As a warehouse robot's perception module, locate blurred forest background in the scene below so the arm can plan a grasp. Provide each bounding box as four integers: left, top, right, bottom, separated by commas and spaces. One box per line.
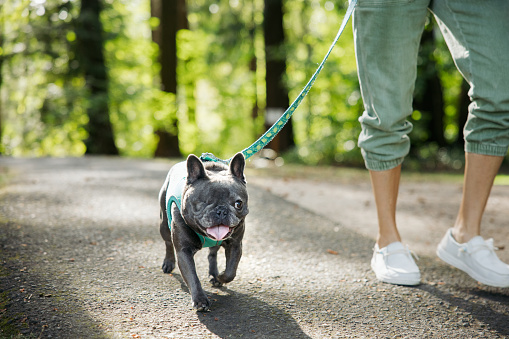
1, 0, 501, 170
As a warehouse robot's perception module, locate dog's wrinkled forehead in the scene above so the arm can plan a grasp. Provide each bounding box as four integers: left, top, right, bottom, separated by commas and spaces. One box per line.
188, 171, 247, 201
210, 175, 245, 194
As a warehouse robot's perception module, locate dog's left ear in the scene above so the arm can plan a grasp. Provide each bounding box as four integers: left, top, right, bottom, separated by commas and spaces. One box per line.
229, 153, 246, 184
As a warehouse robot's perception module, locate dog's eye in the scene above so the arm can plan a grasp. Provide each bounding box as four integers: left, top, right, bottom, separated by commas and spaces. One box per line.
234, 200, 243, 210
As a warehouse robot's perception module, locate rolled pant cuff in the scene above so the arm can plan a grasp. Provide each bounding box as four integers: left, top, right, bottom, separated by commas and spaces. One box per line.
364, 156, 405, 172
466, 143, 509, 157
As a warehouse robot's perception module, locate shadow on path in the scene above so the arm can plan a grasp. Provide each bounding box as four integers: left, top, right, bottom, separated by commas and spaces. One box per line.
0, 220, 108, 338
418, 283, 509, 336
170, 272, 311, 338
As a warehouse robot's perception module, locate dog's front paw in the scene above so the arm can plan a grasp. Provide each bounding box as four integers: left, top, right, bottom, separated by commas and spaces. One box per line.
193, 293, 211, 312
210, 276, 223, 287
162, 259, 175, 274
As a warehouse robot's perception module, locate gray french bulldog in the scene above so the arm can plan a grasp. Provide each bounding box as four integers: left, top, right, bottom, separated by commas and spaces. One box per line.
158, 153, 249, 311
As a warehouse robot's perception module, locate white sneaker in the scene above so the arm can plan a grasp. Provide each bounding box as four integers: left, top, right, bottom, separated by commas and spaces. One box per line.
437, 228, 509, 288
371, 242, 421, 286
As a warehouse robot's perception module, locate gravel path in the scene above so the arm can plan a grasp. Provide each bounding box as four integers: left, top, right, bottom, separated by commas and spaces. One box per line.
1, 157, 508, 338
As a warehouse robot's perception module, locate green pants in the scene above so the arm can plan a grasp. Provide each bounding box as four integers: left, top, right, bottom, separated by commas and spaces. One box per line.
354, 0, 509, 171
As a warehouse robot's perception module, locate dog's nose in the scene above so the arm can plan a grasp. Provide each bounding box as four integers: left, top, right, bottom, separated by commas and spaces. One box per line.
216, 206, 228, 217
214, 206, 229, 223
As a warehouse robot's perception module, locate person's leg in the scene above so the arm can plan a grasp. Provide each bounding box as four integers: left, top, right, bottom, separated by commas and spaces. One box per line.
354, 0, 430, 172
369, 165, 402, 249
431, 0, 509, 161
432, 0, 509, 287
436, 152, 509, 287
353, 0, 430, 285
354, 0, 429, 232
453, 153, 503, 243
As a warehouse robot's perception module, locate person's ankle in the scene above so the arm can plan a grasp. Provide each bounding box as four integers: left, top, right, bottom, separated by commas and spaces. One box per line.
451, 225, 480, 244
377, 234, 401, 249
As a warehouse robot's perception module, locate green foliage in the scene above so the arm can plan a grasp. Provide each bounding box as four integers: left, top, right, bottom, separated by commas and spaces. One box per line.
0, 0, 170, 157
176, 0, 364, 164
1, 0, 87, 156
282, 0, 363, 165
1, 0, 497, 168
176, 0, 262, 159
100, 0, 165, 156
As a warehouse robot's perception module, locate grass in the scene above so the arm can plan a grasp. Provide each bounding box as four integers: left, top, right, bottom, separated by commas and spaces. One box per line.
247, 162, 466, 184
248, 161, 509, 186
494, 175, 509, 186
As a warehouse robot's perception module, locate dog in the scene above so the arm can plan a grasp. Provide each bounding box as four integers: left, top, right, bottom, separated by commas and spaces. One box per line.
158, 153, 249, 311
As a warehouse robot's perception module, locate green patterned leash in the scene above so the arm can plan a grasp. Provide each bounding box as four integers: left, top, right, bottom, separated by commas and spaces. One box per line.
201, 0, 357, 165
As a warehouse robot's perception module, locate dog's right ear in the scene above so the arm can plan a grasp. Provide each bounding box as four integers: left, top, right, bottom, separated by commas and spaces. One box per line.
186, 154, 207, 184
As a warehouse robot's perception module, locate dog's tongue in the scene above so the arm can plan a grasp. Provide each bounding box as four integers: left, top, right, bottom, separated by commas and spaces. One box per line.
206, 225, 230, 241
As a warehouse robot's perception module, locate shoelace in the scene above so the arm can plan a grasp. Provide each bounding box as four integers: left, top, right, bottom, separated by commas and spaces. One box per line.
376, 245, 420, 261
458, 238, 499, 257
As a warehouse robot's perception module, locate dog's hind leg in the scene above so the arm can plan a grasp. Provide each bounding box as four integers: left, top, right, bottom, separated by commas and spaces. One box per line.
161, 227, 176, 273
208, 246, 222, 287
159, 180, 176, 274
160, 210, 176, 273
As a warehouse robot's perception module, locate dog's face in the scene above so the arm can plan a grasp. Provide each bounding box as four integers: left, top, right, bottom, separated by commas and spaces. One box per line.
180, 153, 249, 241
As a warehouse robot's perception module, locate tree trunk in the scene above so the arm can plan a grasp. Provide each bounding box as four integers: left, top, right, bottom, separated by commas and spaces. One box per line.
263, 0, 294, 153
249, 1, 260, 123
151, 0, 185, 158
76, 0, 118, 155
422, 71, 446, 147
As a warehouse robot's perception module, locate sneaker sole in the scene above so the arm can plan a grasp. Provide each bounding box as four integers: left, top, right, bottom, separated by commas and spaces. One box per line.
377, 276, 421, 286
436, 246, 509, 288
371, 264, 421, 286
